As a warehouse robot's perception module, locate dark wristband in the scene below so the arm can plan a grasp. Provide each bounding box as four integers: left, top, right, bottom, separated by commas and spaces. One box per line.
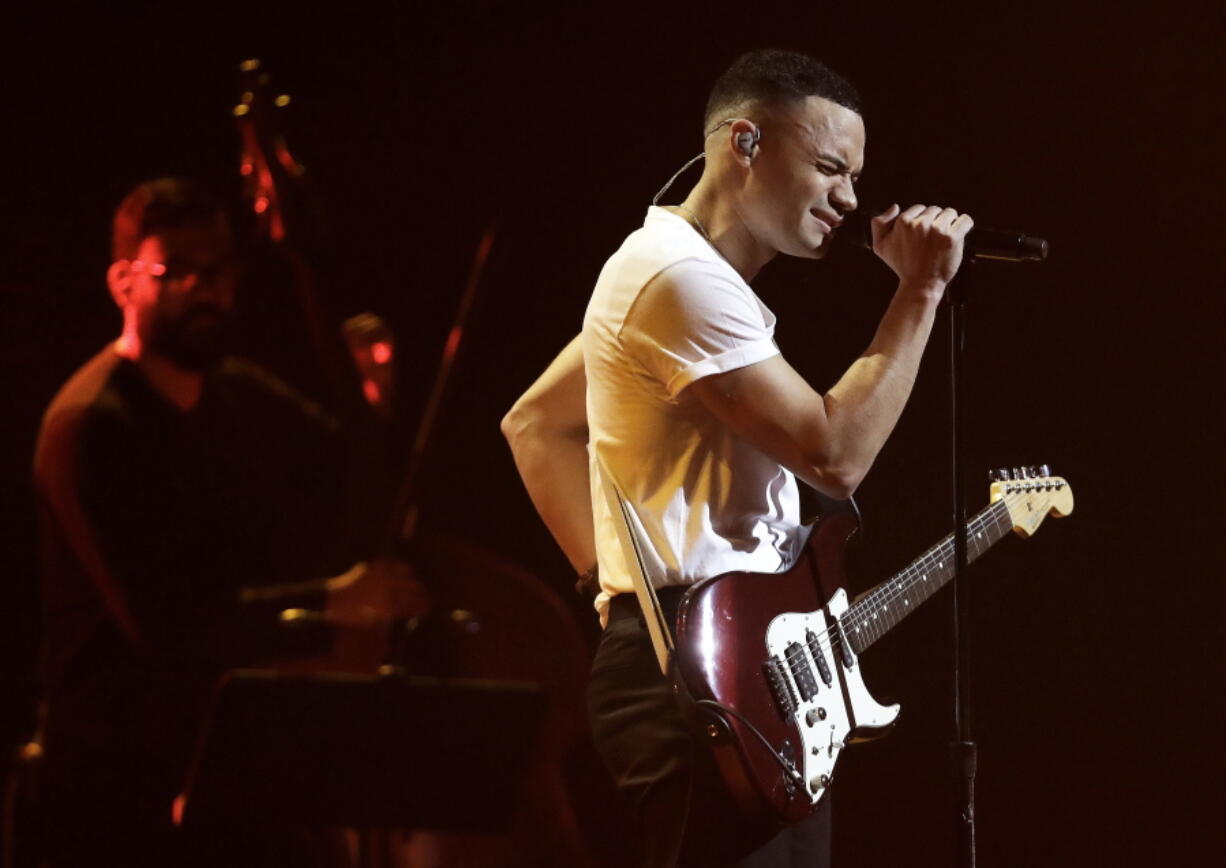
575, 563, 599, 596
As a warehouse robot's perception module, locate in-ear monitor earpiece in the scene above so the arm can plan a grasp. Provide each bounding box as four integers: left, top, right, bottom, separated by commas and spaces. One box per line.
735, 125, 761, 156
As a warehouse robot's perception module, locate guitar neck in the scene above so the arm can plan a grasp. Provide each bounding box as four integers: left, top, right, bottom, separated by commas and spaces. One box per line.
843, 500, 1013, 654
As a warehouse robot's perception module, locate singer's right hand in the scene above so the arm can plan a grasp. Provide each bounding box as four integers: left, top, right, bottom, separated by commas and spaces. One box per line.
325, 559, 430, 627
870, 204, 974, 295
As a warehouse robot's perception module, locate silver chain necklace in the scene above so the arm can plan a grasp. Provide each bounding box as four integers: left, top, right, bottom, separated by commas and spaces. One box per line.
672, 203, 732, 267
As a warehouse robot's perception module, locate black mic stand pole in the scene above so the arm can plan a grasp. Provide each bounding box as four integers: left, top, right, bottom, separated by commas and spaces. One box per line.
947, 260, 977, 868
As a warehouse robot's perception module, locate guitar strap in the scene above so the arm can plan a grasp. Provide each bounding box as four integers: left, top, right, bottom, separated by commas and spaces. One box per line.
596, 455, 736, 865
594, 453, 675, 676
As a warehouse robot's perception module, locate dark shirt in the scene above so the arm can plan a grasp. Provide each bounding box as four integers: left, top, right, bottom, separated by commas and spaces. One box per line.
33, 346, 351, 809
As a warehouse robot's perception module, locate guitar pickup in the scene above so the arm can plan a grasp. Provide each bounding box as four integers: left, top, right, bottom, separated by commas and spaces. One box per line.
805, 630, 833, 686
831, 618, 855, 670
785, 642, 819, 701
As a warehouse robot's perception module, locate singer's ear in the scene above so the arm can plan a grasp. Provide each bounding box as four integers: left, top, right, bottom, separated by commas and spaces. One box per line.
107, 260, 133, 308
726, 118, 759, 166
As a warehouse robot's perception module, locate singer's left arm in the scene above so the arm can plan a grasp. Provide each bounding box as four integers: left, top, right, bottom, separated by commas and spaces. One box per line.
501, 335, 596, 575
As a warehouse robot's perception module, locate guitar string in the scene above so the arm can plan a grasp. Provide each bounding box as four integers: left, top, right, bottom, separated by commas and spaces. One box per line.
785, 501, 1005, 661
834, 488, 1047, 654
846, 486, 1060, 645
855, 504, 1003, 614
838, 494, 1020, 648
845, 499, 1012, 644
776, 488, 1057, 678
777, 493, 1014, 694
765, 489, 1059, 791
775, 500, 998, 773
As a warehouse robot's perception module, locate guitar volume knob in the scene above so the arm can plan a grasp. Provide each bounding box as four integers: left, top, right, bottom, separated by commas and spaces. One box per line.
809, 774, 831, 793
804, 707, 828, 726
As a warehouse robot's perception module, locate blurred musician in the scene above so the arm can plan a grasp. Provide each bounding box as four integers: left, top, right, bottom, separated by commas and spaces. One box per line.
32, 178, 421, 867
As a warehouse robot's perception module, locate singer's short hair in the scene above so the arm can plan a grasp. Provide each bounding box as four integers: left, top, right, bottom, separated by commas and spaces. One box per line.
111, 178, 227, 261
704, 49, 862, 133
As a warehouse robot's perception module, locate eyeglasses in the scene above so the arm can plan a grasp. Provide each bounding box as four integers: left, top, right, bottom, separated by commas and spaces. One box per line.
129, 257, 237, 288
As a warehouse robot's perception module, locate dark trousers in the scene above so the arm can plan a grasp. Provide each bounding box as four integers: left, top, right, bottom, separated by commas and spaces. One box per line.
588, 591, 831, 868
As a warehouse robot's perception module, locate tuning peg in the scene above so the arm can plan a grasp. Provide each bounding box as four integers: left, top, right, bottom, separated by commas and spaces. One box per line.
1011, 467, 1022, 480
1039, 464, 1051, 477
1027, 465, 1038, 478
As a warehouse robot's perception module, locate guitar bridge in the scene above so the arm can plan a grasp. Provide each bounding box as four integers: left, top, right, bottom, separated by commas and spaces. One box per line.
764, 656, 798, 717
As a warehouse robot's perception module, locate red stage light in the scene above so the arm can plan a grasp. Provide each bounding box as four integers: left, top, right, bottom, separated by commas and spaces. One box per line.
443, 326, 462, 360
370, 341, 393, 365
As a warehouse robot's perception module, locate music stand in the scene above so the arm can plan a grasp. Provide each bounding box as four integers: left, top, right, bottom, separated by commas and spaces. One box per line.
176, 669, 545, 832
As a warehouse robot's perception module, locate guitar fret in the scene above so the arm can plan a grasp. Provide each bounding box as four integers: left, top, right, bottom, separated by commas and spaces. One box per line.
846, 501, 1012, 655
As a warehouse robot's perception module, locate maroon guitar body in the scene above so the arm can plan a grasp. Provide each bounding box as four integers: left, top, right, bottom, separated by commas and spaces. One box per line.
673, 496, 875, 825
670, 471, 1073, 825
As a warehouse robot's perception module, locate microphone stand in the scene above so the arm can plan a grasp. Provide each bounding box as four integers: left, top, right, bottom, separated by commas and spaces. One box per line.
837, 206, 1042, 867
945, 231, 1045, 868
947, 260, 976, 868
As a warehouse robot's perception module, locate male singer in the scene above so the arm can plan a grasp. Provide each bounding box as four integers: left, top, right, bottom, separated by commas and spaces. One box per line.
503, 49, 973, 868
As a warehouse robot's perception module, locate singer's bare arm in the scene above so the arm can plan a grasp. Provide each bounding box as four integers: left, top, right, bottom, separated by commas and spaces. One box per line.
501, 336, 596, 573
689, 204, 973, 499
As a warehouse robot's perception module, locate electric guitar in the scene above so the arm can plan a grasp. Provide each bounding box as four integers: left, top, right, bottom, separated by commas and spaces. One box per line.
672, 466, 1073, 824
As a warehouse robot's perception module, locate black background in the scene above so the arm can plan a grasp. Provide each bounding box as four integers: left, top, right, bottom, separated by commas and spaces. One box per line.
3, 1, 1223, 864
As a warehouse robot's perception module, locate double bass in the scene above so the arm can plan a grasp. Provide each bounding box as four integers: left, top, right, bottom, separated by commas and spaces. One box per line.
232, 59, 601, 867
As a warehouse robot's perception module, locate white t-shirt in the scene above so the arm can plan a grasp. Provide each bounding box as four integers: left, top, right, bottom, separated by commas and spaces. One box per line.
584, 206, 803, 623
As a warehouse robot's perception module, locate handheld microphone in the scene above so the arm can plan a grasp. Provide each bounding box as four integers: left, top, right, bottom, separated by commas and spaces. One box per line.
838, 207, 1048, 263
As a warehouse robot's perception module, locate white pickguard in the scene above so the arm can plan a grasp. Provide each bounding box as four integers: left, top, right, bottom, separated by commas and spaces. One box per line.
763, 587, 900, 801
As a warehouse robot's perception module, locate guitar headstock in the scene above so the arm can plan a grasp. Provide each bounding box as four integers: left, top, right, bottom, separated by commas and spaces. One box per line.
989, 465, 1074, 538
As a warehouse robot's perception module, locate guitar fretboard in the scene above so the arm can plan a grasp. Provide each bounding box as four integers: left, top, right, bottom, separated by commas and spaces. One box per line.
843, 500, 1013, 654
